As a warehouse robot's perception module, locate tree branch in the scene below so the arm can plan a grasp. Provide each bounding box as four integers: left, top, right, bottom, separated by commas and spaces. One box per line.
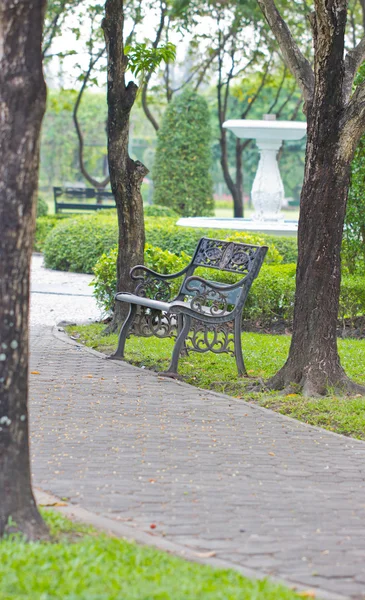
343, 35, 365, 102
73, 47, 110, 189
340, 78, 365, 161
241, 58, 272, 119
268, 65, 287, 113
256, 0, 314, 102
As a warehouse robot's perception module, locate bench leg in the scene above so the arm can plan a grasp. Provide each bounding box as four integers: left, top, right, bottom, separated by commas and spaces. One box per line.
162, 314, 191, 377
111, 304, 137, 359
234, 317, 247, 377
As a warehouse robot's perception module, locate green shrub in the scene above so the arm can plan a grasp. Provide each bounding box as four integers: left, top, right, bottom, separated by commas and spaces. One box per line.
339, 275, 365, 322
153, 88, 214, 216
92, 244, 191, 311
34, 215, 69, 252
343, 65, 365, 274
245, 264, 297, 322
92, 243, 365, 325
37, 196, 49, 217
43, 215, 118, 273
144, 204, 178, 217
264, 235, 298, 264
41, 210, 297, 273
145, 220, 286, 263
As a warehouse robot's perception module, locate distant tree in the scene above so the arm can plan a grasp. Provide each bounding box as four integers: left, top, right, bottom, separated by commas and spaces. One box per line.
0, 0, 48, 539
343, 64, 365, 273
153, 88, 214, 216
343, 135, 365, 273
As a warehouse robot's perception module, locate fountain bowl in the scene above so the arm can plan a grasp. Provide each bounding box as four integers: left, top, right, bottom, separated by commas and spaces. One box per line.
177, 217, 298, 237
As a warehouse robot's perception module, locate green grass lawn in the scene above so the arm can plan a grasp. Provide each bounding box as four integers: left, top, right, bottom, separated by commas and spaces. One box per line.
0, 510, 300, 600
68, 324, 365, 440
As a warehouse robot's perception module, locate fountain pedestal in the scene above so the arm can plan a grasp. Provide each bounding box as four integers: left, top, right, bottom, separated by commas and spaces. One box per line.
251, 138, 284, 220
176, 117, 306, 236
224, 117, 306, 223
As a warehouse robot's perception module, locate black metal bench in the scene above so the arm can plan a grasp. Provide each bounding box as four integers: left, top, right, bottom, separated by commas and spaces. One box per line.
54, 186, 115, 213
112, 237, 268, 377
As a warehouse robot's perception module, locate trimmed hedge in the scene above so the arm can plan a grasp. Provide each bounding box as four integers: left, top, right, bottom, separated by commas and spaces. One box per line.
43, 215, 118, 273
37, 196, 49, 217
34, 215, 69, 252
144, 205, 178, 218
144, 218, 296, 263
41, 214, 297, 273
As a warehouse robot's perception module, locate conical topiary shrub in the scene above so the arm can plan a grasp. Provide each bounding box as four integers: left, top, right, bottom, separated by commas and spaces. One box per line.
152, 88, 214, 216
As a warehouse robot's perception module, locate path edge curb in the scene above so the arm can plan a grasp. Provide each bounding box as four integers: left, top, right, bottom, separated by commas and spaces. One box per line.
34, 488, 348, 600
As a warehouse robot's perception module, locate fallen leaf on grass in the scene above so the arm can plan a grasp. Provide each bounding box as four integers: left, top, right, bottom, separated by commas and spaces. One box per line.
193, 551, 217, 558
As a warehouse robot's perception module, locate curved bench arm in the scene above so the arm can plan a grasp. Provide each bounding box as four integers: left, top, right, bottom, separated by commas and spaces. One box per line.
129, 264, 191, 303
130, 264, 191, 282
183, 273, 248, 294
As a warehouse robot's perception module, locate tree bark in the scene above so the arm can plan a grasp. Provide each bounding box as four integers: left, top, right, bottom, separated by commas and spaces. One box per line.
102, 0, 148, 332
0, 0, 48, 539
265, 0, 365, 396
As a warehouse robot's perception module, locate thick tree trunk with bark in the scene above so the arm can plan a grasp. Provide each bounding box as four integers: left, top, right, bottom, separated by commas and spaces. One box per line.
0, 0, 48, 539
102, 0, 148, 332
261, 0, 365, 395
269, 126, 354, 395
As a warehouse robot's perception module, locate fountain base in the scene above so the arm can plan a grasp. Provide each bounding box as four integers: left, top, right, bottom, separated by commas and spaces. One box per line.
177, 217, 298, 237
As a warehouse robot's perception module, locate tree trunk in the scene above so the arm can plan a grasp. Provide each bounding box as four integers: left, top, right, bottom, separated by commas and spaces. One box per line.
268, 132, 356, 395
0, 0, 48, 539
267, 4, 365, 396
102, 0, 148, 332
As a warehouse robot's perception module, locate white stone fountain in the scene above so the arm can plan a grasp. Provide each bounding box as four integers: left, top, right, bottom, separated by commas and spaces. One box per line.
177, 115, 307, 236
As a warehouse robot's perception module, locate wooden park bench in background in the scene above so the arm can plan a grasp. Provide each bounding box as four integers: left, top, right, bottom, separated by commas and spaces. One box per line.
53, 186, 115, 213
112, 237, 268, 377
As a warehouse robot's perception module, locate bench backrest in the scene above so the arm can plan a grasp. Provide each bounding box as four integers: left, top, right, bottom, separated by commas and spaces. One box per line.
191, 237, 264, 275
179, 237, 268, 311
53, 186, 115, 212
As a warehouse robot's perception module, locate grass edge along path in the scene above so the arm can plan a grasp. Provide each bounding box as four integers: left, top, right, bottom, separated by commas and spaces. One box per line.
67, 324, 365, 441
0, 510, 302, 600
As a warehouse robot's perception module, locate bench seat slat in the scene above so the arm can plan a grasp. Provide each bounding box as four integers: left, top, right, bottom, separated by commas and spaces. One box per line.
115, 293, 230, 317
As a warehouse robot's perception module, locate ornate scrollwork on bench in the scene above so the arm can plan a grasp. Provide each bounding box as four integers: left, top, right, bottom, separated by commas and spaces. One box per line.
185, 318, 235, 356
133, 273, 172, 302
113, 237, 268, 377
130, 308, 177, 339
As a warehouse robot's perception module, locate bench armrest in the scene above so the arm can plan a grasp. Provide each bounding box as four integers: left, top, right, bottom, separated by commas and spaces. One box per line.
130, 264, 190, 282
130, 264, 190, 303
184, 274, 247, 294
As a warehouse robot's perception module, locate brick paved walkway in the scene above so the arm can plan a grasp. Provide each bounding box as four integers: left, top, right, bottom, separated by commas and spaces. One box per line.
29, 256, 365, 600
28, 326, 365, 600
